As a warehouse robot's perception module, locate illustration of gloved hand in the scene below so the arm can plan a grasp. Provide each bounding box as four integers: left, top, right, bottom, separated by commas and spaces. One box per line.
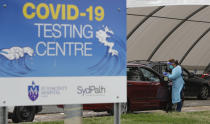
163, 72, 168, 76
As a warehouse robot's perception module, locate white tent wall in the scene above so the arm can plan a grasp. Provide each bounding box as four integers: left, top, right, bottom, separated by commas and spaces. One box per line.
191, 6, 210, 21
127, 17, 180, 60
127, 2, 210, 73
127, 15, 145, 35
127, 0, 210, 8
153, 6, 202, 19
183, 33, 210, 68
151, 21, 209, 61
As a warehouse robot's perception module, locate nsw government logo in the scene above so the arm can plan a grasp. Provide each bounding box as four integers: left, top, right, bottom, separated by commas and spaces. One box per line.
28, 81, 39, 101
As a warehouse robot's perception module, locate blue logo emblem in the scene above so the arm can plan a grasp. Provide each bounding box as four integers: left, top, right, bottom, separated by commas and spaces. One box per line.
28, 81, 39, 101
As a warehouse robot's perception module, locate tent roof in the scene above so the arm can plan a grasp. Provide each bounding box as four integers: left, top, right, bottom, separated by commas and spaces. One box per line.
127, 5, 210, 72
127, 0, 210, 8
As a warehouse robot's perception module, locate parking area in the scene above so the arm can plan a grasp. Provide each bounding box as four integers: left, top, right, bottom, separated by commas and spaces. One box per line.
184, 98, 210, 107
39, 98, 210, 114
22, 99, 208, 122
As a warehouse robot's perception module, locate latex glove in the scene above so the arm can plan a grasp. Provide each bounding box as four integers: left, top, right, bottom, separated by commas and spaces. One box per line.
163, 72, 168, 76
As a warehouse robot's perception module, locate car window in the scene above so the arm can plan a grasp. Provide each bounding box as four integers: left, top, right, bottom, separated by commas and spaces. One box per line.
152, 65, 160, 73
140, 68, 160, 82
161, 65, 168, 74
127, 67, 144, 81
152, 64, 168, 74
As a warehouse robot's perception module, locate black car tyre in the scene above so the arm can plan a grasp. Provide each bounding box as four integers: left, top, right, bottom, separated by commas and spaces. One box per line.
12, 106, 36, 123
198, 85, 209, 100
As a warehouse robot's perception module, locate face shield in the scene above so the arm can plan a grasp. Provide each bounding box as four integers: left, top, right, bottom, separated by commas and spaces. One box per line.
167, 62, 174, 70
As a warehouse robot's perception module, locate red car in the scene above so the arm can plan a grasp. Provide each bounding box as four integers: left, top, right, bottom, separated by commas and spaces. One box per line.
83, 63, 171, 114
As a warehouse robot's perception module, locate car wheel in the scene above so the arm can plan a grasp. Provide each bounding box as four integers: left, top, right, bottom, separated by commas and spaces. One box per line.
12, 106, 36, 123
198, 85, 209, 100
107, 103, 128, 115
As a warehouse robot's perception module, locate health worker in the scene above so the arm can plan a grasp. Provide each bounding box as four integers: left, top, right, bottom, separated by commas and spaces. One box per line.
164, 59, 184, 112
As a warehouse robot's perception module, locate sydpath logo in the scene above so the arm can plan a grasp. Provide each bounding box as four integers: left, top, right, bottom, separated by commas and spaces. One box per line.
77, 85, 106, 96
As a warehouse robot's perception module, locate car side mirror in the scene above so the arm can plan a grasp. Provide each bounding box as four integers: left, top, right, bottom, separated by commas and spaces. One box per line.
164, 76, 169, 82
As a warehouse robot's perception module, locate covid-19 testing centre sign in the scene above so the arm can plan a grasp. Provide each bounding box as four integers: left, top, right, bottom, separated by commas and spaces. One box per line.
0, 0, 126, 106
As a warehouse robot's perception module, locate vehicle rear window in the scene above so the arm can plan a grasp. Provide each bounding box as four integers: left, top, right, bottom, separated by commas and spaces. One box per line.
127, 67, 143, 81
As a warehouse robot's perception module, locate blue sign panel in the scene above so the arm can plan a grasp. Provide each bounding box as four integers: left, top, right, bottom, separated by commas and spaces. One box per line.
0, 0, 126, 77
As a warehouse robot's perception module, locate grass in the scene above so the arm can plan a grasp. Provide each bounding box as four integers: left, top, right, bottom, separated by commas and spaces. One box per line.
13, 111, 210, 124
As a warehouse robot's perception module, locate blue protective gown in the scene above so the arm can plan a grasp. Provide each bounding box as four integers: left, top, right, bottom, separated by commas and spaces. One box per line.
168, 65, 184, 104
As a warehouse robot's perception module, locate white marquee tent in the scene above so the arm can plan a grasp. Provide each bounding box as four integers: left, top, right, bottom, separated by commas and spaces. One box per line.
126, 0, 210, 73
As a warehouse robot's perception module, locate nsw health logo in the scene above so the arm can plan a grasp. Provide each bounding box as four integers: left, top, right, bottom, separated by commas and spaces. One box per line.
28, 81, 39, 101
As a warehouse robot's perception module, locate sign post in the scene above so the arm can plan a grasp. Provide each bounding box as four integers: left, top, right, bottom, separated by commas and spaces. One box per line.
0, 0, 126, 123
0, 107, 7, 124
64, 104, 82, 124
114, 103, 121, 124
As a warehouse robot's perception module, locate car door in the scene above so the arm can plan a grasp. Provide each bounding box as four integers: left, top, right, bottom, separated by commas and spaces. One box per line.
182, 69, 191, 96
182, 69, 199, 97
139, 67, 170, 110
127, 66, 152, 111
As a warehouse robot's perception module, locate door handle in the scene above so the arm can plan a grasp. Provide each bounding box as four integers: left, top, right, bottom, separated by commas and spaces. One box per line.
128, 84, 133, 86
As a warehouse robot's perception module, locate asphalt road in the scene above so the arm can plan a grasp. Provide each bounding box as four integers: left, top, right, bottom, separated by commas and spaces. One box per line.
40, 98, 210, 114
184, 98, 210, 107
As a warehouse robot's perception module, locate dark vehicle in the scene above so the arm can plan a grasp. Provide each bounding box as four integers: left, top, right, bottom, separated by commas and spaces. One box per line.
182, 68, 209, 99
129, 60, 210, 100
200, 63, 210, 81
199, 74, 210, 96
83, 62, 172, 114
8, 106, 42, 123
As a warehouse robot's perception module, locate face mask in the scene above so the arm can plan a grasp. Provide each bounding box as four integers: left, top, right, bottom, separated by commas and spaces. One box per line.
169, 65, 174, 69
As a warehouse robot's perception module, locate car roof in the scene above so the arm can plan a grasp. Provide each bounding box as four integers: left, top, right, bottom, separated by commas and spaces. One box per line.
127, 60, 164, 77
127, 60, 167, 67
127, 62, 153, 69
127, 62, 145, 67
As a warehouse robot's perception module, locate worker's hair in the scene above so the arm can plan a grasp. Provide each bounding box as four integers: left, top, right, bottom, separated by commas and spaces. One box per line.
168, 59, 179, 65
